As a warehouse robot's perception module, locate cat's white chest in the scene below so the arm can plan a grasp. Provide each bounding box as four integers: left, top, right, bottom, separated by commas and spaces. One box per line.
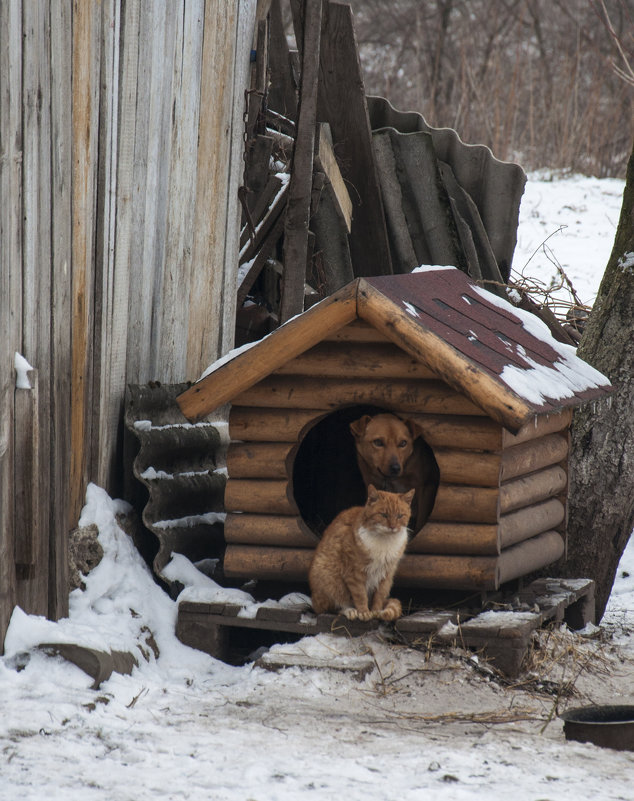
357, 526, 407, 592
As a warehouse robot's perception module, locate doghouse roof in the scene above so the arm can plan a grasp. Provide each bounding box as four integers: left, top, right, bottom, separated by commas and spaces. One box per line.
177, 267, 611, 432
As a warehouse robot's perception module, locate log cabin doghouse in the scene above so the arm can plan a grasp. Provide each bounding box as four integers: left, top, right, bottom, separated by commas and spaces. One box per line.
177, 267, 611, 593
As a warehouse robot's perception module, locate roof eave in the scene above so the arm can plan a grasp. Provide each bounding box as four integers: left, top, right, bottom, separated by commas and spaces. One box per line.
356, 278, 535, 432
177, 280, 360, 422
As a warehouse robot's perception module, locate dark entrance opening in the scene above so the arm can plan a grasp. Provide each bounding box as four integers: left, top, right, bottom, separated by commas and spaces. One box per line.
291, 405, 439, 538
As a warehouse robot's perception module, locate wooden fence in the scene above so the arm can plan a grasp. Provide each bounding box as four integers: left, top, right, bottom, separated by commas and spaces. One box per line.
0, 0, 257, 648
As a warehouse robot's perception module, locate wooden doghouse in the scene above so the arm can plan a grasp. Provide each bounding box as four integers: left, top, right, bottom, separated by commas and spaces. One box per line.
177, 268, 611, 593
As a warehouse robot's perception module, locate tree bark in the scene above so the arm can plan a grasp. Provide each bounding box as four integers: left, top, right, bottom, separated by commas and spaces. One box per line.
563, 138, 634, 621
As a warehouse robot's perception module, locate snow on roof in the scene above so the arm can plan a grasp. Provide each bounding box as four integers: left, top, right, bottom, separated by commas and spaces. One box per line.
366, 268, 611, 415
179, 268, 611, 427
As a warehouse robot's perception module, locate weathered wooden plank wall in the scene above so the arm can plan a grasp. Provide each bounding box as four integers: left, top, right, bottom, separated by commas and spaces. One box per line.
0, 0, 256, 649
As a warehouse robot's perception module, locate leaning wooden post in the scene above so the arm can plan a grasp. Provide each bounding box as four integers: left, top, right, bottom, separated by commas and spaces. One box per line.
279, 0, 323, 324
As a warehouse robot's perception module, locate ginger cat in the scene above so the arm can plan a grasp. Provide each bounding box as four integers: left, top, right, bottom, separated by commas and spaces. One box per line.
308, 485, 414, 621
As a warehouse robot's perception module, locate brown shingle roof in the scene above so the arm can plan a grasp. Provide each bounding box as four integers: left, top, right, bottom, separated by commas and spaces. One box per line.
177, 268, 611, 431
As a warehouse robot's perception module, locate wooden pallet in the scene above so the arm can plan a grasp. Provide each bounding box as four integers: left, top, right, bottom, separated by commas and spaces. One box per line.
176, 577, 595, 677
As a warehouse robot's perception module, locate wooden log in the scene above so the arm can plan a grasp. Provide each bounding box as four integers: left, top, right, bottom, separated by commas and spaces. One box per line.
177, 281, 358, 421
223, 544, 313, 581
224, 513, 319, 547
224, 479, 297, 515
223, 533, 564, 590
500, 434, 569, 482
433, 448, 501, 487
357, 278, 533, 432
409, 522, 500, 556
411, 414, 503, 451
230, 407, 327, 442
497, 531, 565, 586
226, 442, 293, 479
411, 410, 572, 453
397, 553, 499, 590
430, 484, 499, 524
499, 465, 568, 514
233, 376, 486, 415
499, 499, 565, 550
502, 409, 572, 447
324, 320, 391, 344
274, 342, 436, 380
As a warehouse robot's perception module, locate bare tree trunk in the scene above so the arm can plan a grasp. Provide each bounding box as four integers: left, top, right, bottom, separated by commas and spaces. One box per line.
563, 138, 634, 621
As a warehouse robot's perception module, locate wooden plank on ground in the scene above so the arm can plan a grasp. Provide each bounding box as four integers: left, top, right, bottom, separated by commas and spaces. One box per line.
317, 1, 392, 276
280, 0, 323, 323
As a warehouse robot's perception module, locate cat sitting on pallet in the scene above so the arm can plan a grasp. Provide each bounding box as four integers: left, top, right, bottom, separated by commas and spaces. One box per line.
308, 485, 414, 621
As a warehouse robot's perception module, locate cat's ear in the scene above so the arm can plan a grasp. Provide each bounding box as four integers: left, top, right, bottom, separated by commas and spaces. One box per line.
402, 488, 416, 505
350, 415, 372, 440
367, 484, 380, 503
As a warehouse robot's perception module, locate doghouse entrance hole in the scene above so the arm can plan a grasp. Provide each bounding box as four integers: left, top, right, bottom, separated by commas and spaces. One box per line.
291, 406, 439, 538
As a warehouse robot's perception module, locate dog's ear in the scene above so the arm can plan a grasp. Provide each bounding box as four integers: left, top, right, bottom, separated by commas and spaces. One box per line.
404, 418, 424, 441
367, 484, 379, 503
350, 415, 372, 440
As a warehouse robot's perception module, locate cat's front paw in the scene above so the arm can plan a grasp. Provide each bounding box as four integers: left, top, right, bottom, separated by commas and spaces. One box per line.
376, 598, 402, 621
343, 607, 373, 621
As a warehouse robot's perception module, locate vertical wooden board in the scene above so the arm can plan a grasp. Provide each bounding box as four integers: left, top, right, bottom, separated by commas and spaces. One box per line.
317, 2, 392, 277
49, 0, 73, 620
186, 0, 240, 378
71, 0, 101, 525
14, 378, 39, 566
134, 2, 177, 382
124, 1, 161, 383
159, 0, 205, 382
0, 0, 22, 647
19, 1, 52, 617
92, 0, 126, 493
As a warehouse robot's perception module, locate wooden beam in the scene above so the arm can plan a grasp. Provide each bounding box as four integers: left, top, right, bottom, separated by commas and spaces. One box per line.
314, 122, 352, 231
279, 0, 323, 323
499, 466, 568, 514
317, 1, 392, 276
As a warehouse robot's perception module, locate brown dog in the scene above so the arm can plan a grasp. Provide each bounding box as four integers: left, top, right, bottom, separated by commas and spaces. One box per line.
349, 413, 437, 534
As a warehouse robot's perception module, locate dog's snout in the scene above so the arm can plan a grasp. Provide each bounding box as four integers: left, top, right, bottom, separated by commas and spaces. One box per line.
388, 460, 402, 476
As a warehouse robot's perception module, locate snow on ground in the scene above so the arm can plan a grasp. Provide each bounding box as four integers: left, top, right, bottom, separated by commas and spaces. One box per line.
2, 173, 634, 801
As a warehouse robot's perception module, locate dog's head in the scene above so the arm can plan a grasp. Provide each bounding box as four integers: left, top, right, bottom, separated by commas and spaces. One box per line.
350, 414, 417, 480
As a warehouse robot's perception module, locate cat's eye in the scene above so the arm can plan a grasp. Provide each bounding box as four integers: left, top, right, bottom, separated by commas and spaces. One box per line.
381, 513, 389, 519
372, 438, 385, 447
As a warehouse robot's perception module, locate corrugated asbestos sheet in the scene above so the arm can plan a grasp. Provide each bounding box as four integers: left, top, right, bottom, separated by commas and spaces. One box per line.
367, 95, 527, 284
125, 385, 228, 579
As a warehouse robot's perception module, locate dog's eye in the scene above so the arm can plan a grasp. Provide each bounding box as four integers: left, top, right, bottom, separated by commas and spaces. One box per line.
398, 440, 408, 448
372, 439, 384, 447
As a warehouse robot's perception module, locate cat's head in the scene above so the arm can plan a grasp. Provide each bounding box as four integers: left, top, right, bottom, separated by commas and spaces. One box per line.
363, 484, 415, 534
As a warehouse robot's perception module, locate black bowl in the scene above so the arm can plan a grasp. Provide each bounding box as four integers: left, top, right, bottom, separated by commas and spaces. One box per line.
561, 705, 634, 751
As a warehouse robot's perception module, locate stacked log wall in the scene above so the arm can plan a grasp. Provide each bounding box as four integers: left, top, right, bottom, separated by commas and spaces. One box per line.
223, 320, 570, 590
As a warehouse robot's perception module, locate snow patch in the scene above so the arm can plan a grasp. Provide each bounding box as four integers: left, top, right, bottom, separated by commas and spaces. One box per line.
14, 352, 34, 389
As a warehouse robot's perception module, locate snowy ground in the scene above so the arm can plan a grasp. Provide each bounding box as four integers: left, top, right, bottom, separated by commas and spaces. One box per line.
2, 173, 634, 801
